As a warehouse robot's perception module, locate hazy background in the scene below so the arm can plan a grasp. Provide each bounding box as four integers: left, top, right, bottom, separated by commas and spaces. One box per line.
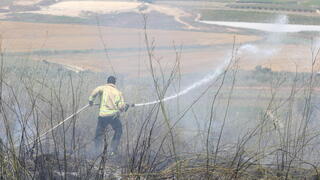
1, 0, 320, 179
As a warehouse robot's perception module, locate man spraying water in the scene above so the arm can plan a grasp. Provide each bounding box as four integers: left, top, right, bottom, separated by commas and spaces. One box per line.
89, 76, 131, 155
23, 64, 226, 152
86, 59, 231, 155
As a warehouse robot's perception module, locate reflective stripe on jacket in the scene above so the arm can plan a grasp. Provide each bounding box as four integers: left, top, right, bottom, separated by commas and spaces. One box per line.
89, 84, 125, 117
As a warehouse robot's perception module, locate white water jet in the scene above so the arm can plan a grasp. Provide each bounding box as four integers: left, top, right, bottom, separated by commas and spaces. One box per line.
135, 38, 283, 107
135, 57, 231, 107
135, 15, 287, 107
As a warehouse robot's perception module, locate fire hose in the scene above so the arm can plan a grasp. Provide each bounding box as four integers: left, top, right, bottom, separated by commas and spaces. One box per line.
24, 103, 135, 148
23, 104, 90, 148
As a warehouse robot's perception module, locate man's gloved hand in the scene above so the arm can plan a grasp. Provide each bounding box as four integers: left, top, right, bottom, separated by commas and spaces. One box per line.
124, 104, 130, 112
89, 101, 94, 106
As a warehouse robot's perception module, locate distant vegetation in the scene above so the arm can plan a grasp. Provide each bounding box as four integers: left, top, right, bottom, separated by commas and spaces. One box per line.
231, 0, 320, 7
200, 9, 320, 25
237, 0, 297, 4
303, 0, 320, 6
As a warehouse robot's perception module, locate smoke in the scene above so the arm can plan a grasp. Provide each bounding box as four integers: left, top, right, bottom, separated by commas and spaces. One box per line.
277, 15, 289, 24
315, 37, 320, 49
135, 56, 232, 107
267, 15, 289, 44
135, 15, 290, 107
237, 15, 289, 60
238, 44, 278, 57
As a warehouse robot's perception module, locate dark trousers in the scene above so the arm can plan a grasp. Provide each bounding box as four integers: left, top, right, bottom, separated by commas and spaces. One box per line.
94, 115, 122, 153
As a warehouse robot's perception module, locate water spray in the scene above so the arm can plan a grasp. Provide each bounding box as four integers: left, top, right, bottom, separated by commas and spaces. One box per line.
22, 65, 225, 147
22, 48, 238, 148
134, 38, 283, 108
134, 59, 229, 107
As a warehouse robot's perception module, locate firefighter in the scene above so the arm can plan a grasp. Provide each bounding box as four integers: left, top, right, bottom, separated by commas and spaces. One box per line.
89, 76, 130, 155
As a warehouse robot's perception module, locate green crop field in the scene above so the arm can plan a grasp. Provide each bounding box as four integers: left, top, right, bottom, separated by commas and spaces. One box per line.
237, 0, 295, 3
221, 0, 320, 7
302, 0, 320, 6
200, 9, 320, 25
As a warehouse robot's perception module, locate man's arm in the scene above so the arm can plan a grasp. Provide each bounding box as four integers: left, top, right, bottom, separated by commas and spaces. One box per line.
116, 92, 125, 109
89, 86, 102, 105
116, 92, 130, 112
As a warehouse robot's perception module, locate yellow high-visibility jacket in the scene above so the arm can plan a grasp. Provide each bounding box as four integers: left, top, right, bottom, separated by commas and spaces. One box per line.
89, 84, 125, 117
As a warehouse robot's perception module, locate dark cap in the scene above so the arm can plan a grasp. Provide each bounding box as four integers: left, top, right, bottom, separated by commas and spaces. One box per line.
107, 76, 116, 84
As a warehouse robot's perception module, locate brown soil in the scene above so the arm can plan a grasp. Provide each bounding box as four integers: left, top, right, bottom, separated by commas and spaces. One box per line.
0, 21, 258, 52
1, 21, 317, 76
0, 20, 262, 75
